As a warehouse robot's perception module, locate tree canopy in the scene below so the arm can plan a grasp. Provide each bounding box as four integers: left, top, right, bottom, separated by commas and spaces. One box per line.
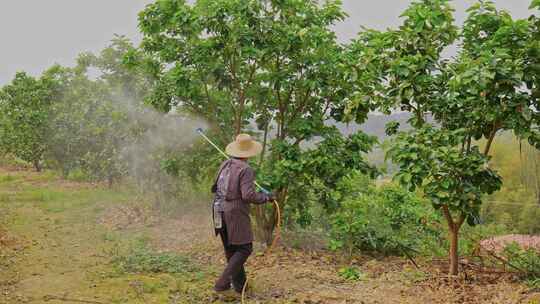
346, 0, 540, 275
135, 0, 378, 242
0, 72, 57, 171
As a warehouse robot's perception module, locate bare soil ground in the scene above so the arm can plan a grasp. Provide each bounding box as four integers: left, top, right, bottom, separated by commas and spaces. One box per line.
144, 212, 540, 304
1, 168, 539, 304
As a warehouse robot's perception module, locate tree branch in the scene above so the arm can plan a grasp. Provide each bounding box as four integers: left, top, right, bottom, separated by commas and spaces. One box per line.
259, 118, 271, 166
288, 87, 312, 126
442, 205, 455, 230
484, 122, 501, 156
456, 212, 466, 229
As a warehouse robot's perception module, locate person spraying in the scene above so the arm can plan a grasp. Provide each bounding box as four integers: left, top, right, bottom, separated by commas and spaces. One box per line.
210, 133, 275, 296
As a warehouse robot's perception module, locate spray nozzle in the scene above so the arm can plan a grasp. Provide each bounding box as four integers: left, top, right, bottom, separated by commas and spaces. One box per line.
260, 188, 271, 195
196, 127, 204, 134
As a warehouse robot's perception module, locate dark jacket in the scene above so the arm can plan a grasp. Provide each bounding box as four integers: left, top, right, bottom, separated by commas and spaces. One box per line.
212, 159, 268, 245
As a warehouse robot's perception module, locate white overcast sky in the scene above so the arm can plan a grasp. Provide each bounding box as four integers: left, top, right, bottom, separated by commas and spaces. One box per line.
0, 0, 536, 85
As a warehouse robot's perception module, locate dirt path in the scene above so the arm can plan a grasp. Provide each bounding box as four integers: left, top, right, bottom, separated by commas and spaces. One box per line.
1, 169, 539, 304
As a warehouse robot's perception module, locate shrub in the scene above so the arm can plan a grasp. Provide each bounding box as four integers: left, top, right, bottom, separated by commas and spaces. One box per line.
66, 168, 91, 182
329, 172, 442, 257
502, 243, 540, 280
458, 222, 512, 257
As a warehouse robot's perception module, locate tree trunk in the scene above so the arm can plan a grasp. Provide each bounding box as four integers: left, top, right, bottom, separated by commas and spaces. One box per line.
61, 167, 69, 179
33, 160, 42, 172
107, 175, 114, 188
449, 226, 459, 276
254, 205, 276, 246
234, 117, 242, 137
254, 187, 286, 246
259, 120, 270, 166
442, 206, 463, 276
483, 122, 500, 156
534, 149, 540, 205
262, 217, 275, 246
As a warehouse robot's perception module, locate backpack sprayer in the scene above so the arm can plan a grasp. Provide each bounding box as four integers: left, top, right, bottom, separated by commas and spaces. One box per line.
195, 128, 281, 303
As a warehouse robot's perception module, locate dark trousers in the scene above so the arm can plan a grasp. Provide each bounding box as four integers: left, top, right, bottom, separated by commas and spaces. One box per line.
214, 216, 253, 292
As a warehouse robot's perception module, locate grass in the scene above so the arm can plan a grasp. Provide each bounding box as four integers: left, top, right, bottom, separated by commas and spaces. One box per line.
112, 239, 199, 275
0, 193, 9, 203
0, 168, 218, 304
0, 174, 17, 183
527, 278, 540, 291
2, 167, 538, 304
400, 265, 428, 284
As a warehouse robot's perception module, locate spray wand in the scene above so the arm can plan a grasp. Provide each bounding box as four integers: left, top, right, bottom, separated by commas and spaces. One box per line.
195, 128, 282, 302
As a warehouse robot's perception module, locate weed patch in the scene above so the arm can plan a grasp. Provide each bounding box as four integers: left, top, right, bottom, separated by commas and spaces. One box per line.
338, 266, 365, 282
401, 265, 428, 284
526, 278, 540, 291
113, 242, 198, 275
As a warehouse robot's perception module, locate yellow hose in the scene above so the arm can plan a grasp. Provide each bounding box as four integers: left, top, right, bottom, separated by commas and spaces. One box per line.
241, 199, 281, 304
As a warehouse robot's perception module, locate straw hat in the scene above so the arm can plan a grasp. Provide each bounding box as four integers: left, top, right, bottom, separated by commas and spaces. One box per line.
226, 134, 263, 158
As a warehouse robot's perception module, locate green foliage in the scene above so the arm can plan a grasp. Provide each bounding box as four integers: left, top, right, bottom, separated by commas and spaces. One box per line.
114, 241, 197, 275
385, 121, 400, 137
0, 35, 203, 213
43, 63, 128, 182
81, 35, 154, 101
502, 243, 540, 280
436, 2, 538, 148
1, 2, 539, 277
164, 138, 223, 186
345, 0, 540, 274
0, 37, 146, 184
338, 266, 365, 281
137, 0, 354, 137
135, 0, 375, 242
527, 3, 540, 149
388, 126, 502, 227
328, 173, 441, 256
346, 0, 458, 125
0, 72, 56, 171
526, 278, 540, 290
450, 222, 508, 259
56, 36, 151, 183
66, 169, 91, 182
263, 131, 379, 225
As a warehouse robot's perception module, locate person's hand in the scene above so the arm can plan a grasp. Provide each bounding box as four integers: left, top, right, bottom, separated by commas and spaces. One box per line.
267, 191, 277, 202
260, 188, 276, 202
